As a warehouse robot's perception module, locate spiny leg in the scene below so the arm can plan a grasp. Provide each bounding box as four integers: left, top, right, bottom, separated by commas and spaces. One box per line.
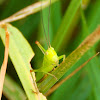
59, 55, 65, 61
55, 55, 65, 67
30, 69, 58, 81
41, 71, 58, 81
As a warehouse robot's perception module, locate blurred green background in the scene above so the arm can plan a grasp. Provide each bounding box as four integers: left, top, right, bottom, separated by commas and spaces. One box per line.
0, 0, 100, 100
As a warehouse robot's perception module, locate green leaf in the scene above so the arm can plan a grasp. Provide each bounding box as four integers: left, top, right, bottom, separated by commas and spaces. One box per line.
0, 24, 46, 100
3, 74, 26, 100
52, 0, 81, 52
69, 76, 91, 100
72, 1, 100, 99
38, 26, 100, 94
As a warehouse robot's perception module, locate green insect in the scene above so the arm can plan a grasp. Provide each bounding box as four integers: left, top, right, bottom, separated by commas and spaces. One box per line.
30, 0, 65, 82
32, 41, 65, 82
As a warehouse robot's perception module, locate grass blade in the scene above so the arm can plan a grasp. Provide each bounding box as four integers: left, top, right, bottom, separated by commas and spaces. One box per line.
0, 24, 46, 100
0, 0, 58, 24
38, 26, 100, 94
3, 74, 26, 100
69, 76, 91, 100
52, 0, 81, 52
0, 25, 9, 99
73, 3, 100, 99
45, 52, 99, 96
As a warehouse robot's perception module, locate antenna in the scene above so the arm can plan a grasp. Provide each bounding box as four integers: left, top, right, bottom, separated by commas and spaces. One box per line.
41, 0, 49, 47
48, 0, 51, 47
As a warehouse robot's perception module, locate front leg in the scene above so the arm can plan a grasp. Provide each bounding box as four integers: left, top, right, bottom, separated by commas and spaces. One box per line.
58, 55, 65, 61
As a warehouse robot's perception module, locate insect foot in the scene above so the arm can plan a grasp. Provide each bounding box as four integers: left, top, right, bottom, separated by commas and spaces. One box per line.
31, 89, 38, 94
30, 69, 34, 73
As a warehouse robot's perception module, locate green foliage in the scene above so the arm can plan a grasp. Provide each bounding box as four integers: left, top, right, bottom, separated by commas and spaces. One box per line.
3, 74, 26, 100
0, 0, 100, 100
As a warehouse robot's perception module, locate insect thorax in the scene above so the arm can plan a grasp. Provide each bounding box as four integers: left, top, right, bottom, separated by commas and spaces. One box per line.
42, 47, 59, 72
